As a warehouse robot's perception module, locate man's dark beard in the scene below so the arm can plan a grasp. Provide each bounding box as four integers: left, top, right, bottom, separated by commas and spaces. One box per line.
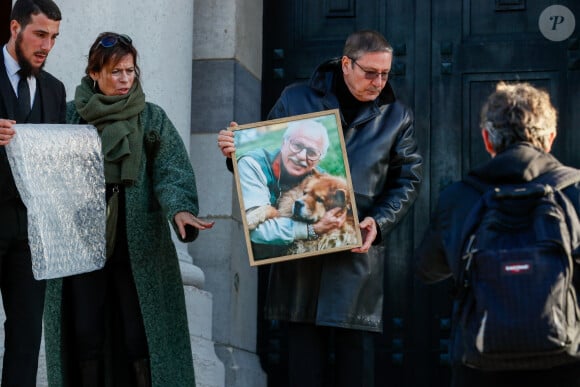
15, 33, 45, 78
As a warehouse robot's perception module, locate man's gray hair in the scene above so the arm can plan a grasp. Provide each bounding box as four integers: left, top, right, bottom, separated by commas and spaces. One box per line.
283, 120, 330, 158
343, 29, 393, 61
480, 82, 557, 153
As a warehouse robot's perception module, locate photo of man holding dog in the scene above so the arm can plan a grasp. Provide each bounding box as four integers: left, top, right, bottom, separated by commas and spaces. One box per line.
235, 118, 359, 261
218, 29, 423, 386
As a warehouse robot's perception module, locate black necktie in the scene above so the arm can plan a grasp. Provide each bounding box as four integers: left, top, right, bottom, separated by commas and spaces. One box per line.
17, 71, 31, 121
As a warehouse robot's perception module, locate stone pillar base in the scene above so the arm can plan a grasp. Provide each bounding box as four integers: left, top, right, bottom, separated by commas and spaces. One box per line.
215, 344, 268, 387
184, 285, 226, 387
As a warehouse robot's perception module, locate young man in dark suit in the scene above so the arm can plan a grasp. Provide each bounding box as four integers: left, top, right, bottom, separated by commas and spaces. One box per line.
0, 0, 65, 385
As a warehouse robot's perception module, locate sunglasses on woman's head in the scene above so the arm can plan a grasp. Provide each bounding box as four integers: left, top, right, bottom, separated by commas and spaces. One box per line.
98, 34, 133, 48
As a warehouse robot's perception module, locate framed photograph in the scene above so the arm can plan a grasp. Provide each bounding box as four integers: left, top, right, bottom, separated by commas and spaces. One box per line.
230, 109, 362, 266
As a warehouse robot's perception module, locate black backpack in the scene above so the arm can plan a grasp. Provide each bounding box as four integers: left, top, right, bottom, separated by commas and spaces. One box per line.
456, 166, 580, 370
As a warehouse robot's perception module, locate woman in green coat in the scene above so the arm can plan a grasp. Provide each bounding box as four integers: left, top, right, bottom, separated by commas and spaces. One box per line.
44, 32, 214, 387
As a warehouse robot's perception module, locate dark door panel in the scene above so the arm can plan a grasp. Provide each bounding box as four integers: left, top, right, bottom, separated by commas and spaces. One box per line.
262, 0, 387, 117
261, 1, 580, 386
428, 3, 579, 386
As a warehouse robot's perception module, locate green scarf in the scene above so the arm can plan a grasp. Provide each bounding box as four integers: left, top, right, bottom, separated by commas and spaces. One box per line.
74, 76, 146, 185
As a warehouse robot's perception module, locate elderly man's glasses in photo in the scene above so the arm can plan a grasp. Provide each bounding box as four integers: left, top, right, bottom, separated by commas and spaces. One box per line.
287, 139, 322, 162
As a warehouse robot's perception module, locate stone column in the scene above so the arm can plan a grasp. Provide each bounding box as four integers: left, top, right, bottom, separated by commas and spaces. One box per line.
189, 0, 267, 386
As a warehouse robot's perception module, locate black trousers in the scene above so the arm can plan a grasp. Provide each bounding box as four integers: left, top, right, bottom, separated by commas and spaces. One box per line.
65, 188, 148, 364
0, 200, 46, 387
286, 322, 375, 387
66, 253, 149, 363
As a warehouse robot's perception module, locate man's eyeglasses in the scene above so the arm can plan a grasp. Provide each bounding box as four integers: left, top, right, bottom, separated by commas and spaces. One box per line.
287, 139, 322, 162
99, 34, 133, 48
350, 58, 389, 81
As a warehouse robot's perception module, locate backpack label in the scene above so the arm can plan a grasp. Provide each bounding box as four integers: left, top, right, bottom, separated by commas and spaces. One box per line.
502, 261, 532, 275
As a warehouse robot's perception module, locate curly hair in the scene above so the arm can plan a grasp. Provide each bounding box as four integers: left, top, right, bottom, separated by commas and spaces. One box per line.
480, 82, 557, 153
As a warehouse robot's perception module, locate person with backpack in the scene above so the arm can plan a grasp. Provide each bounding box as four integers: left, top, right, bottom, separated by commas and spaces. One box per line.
414, 81, 580, 387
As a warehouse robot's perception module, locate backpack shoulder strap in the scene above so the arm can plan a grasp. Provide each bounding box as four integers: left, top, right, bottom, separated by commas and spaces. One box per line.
455, 178, 491, 302
463, 175, 489, 193
533, 166, 580, 191
534, 166, 580, 260
458, 175, 496, 252
463, 166, 580, 193
462, 174, 489, 194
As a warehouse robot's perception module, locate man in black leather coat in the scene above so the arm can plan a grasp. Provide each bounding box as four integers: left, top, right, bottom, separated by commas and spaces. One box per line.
415, 82, 580, 387
218, 30, 423, 386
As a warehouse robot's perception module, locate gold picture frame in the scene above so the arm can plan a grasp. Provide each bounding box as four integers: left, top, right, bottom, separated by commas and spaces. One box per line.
230, 109, 362, 266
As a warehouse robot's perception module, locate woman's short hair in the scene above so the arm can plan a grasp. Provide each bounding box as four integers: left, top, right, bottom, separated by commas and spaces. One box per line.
85, 32, 140, 79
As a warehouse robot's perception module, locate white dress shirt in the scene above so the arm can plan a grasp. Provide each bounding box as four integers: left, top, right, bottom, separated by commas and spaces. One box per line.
3, 44, 36, 109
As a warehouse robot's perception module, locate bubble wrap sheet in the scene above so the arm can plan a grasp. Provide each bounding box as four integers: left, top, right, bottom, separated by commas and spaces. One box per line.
6, 124, 106, 280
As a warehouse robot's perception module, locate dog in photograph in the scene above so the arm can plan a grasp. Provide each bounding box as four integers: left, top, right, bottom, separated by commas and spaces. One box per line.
245, 171, 359, 252
276, 171, 359, 254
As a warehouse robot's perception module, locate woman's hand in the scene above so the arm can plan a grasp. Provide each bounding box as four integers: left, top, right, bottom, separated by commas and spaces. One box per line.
174, 211, 215, 239
217, 122, 237, 158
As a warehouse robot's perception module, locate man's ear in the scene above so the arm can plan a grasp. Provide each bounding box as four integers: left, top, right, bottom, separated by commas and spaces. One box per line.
545, 131, 556, 152
9, 20, 21, 43
341, 56, 351, 74
481, 128, 496, 157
